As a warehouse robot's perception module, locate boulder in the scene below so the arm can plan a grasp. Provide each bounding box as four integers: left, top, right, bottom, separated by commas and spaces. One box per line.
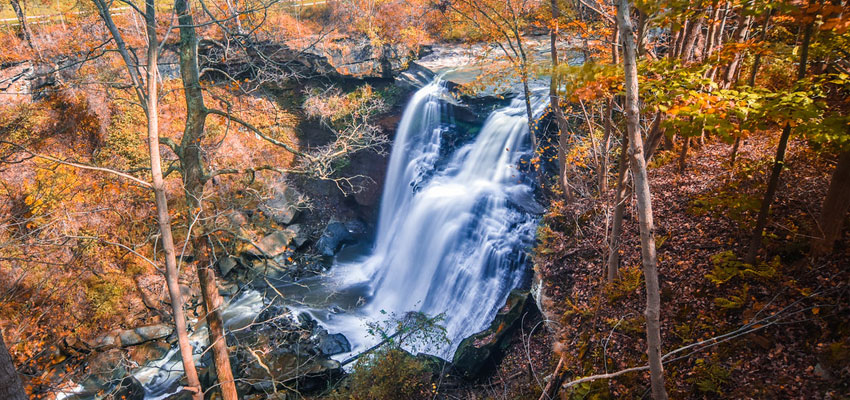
317, 331, 351, 356
217, 256, 238, 277
452, 290, 535, 379
287, 224, 310, 249
259, 185, 303, 225
118, 324, 174, 347
316, 221, 356, 257
246, 229, 298, 258
242, 348, 343, 393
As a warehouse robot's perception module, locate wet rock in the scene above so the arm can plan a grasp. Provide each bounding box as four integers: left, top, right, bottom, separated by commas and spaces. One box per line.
242, 349, 343, 393
246, 258, 289, 281
287, 224, 310, 249
452, 289, 535, 379
317, 330, 351, 356
259, 185, 303, 225
217, 256, 238, 277
113, 376, 145, 400
316, 221, 356, 256
87, 331, 120, 349
416, 353, 450, 374
118, 324, 174, 347
247, 229, 298, 258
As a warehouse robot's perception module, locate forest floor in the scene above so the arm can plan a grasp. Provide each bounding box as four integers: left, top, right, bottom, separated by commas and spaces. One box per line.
531, 132, 850, 399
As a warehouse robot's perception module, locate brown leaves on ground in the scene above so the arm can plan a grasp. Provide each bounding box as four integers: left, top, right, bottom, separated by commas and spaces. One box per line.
536, 133, 850, 399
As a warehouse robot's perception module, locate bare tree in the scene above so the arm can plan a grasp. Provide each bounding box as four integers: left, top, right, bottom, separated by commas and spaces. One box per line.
617, 0, 668, 398
90, 0, 204, 397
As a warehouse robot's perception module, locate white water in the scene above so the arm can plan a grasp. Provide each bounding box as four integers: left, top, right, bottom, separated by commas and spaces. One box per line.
70, 79, 544, 399
314, 79, 547, 359
134, 290, 266, 400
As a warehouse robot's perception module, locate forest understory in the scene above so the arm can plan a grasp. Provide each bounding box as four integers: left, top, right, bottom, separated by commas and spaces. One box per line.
535, 131, 850, 399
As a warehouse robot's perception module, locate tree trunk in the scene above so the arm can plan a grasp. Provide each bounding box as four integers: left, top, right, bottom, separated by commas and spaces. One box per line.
0, 330, 26, 400
175, 0, 238, 397
600, 97, 613, 194
678, 135, 690, 174
721, 13, 753, 88
618, 1, 668, 398
549, 0, 573, 202
607, 130, 630, 282
680, 16, 703, 63
812, 150, 850, 255
672, 19, 688, 59
642, 111, 664, 162
143, 2, 203, 398
745, 18, 813, 264
93, 0, 202, 396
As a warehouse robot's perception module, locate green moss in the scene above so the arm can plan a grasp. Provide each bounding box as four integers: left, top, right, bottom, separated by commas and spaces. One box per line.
85, 276, 125, 319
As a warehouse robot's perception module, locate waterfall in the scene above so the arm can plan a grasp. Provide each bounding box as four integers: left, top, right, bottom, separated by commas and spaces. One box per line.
330, 79, 546, 358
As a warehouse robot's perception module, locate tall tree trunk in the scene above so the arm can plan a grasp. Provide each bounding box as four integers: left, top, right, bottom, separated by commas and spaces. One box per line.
601, 96, 613, 194
672, 19, 688, 59
549, 0, 573, 202
745, 18, 813, 264
0, 330, 26, 400
703, 2, 721, 58
812, 150, 850, 255
143, 2, 203, 397
618, 1, 668, 398
175, 0, 238, 397
600, 24, 620, 195
92, 1, 202, 396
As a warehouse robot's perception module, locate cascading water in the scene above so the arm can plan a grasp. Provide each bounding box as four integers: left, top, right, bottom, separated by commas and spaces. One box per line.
63, 79, 545, 400
322, 79, 547, 358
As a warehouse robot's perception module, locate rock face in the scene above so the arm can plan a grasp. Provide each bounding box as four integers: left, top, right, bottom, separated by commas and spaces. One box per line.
304, 38, 418, 79
316, 221, 357, 256
452, 289, 535, 379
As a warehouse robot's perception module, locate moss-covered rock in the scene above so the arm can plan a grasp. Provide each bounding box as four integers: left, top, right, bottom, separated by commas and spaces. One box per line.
452, 289, 535, 379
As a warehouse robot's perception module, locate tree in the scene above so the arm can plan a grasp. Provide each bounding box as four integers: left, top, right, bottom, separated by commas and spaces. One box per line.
173, 0, 239, 396
549, 0, 574, 202
745, 10, 814, 264
0, 329, 26, 400
90, 0, 204, 397
8, 0, 41, 59
617, 0, 668, 398
441, 0, 541, 147
813, 149, 850, 255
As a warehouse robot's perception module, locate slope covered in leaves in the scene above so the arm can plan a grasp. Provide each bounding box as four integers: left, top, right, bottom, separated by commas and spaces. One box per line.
535, 132, 850, 398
